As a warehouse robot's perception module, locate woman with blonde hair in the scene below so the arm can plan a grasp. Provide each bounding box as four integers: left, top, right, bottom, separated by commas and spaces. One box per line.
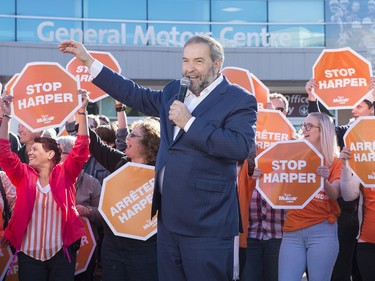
253, 112, 342, 281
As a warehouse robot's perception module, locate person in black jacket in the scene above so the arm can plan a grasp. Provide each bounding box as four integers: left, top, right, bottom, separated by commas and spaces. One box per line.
305, 78, 375, 281
85, 116, 160, 281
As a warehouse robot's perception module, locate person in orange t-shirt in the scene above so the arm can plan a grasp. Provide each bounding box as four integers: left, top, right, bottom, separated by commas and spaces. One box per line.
253, 112, 342, 281
340, 147, 375, 281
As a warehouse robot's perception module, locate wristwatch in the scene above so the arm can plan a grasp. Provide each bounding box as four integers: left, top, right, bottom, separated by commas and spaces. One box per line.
115, 104, 126, 112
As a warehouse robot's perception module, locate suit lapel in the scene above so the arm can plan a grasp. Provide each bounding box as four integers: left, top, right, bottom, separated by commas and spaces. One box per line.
191, 78, 228, 118
170, 78, 229, 145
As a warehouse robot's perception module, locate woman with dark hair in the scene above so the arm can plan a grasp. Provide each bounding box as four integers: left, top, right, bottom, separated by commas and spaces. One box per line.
86, 116, 160, 281
0, 92, 90, 281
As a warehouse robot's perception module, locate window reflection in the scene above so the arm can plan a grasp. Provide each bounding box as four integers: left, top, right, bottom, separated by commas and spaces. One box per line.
0, 0, 345, 48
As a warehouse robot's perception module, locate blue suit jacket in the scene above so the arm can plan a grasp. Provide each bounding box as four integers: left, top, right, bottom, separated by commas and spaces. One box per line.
94, 67, 257, 238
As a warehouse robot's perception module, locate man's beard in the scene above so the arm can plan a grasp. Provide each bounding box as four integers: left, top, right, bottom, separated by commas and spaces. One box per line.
189, 65, 216, 96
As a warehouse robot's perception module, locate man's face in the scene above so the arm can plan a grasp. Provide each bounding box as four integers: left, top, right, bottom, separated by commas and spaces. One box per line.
351, 101, 374, 119
270, 98, 288, 116
352, 1, 360, 13
182, 42, 220, 96
18, 124, 41, 145
340, 0, 349, 10
88, 117, 97, 129
329, 0, 340, 13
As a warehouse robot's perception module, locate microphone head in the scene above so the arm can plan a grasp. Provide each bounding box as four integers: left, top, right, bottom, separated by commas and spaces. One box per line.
180, 77, 191, 87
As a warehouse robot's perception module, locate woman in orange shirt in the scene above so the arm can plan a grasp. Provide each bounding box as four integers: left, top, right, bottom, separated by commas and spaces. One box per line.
340, 147, 375, 281
253, 112, 342, 281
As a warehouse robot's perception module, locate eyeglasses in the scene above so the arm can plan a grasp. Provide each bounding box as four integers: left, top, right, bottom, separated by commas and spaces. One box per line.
275, 107, 285, 112
128, 132, 143, 139
300, 123, 320, 132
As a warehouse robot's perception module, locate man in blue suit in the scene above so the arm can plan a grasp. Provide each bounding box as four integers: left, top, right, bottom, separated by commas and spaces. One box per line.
59, 35, 257, 281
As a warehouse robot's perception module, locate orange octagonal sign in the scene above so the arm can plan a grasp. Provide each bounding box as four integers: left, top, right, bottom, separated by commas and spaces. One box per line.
66, 51, 121, 102
344, 116, 375, 187
249, 72, 269, 110
0, 246, 12, 280
256, 110, 296, 154
75, 217, 97, 275
5, 73, 19, 94
312, 47, 372, 110
255, 140, 324, 209
4, 258, 19, 281
99, 162, 157, 240
222, 66, 269, 109
10, 62, 81, 132
222, 67, 252, 92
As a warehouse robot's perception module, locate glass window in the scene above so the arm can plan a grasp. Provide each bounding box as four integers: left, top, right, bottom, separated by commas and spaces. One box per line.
99, 96, 144, 120
325, 0, 373, 49
147, 0, 211, 46
0, 0, 16, 41
17, 0, 82, 43
268, 0, 324, 47
211, 0, 268, 47
83, 0, 147, 45
99, 97, 116, 119
212, 0, 266, 22
1, 0, 351, 48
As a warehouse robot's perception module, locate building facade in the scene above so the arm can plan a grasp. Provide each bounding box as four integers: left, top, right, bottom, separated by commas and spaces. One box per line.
1, 0, 374, 125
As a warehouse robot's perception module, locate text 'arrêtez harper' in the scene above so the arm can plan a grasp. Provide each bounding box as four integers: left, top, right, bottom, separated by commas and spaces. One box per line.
256, 130, 289, 150
110, 179, 154, 224
350, 141, 375, 162
262, 160, 316, 183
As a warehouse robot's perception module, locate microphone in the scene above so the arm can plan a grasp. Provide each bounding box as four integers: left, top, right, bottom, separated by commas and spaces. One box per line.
171, 77, 191, 126
176, 77, 191, 102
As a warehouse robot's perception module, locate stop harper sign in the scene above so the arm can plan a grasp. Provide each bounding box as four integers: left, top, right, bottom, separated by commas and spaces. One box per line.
344, 116, 375, 187
10, 62, 81, 132
5, 73, 19, 94
66, 51, 121, 102
312, 47, 372, 110
75, 217, 97, 275
222, 66, 269, 109
99, 162, 157, 240
255, 140, 324, 209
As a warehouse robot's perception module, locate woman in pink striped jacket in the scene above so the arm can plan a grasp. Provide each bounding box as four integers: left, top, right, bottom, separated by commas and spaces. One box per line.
0, 92, 90, 281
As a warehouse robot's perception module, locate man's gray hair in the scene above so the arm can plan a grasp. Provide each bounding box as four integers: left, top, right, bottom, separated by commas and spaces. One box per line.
57, 135, 76, 154
184, 35, 225, 66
